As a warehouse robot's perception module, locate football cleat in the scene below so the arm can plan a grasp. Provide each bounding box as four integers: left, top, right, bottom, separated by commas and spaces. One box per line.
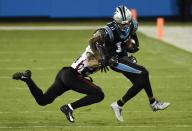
60, 105, 74, 123
150, 101, 170, 111
110, 101, 124, 122
12, 70, 31, 81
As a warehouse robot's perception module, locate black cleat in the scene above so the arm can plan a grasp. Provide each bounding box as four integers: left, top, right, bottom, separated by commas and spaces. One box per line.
12, 70, 31, 81
60, 105, 74, 123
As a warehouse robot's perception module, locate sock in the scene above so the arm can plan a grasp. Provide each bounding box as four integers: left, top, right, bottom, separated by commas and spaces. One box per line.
149, 97, 156, 104
117, 98, 125, 107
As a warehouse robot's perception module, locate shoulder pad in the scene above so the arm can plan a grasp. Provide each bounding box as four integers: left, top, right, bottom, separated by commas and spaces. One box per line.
106, 21, 117, 31
103, 21, 117, 42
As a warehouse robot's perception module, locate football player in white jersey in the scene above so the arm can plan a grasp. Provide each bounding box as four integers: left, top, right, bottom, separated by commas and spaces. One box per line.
12, 45, 106, 123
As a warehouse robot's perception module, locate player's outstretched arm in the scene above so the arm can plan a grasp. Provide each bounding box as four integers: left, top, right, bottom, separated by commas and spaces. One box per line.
86, 52, 99, 68
89, 31, 103, 60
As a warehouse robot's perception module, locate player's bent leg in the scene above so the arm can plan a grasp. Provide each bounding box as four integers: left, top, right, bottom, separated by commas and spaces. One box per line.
25, 79, 64, 106
60, 88, 104, 123
12, 70, 50, 105
71, 90, 104, 109
110, 57, 150, 102
61, 67, 105, 109
69, 74, 105, 109
111, 56, 170, 112
129, 67, 171, 111
13, 69, 68, 106
59, 67, 105, 122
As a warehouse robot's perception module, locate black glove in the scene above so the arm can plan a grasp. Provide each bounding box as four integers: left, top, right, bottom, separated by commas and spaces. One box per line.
108, 55, 119, 66
98, 59, 109, 72
128, 55, 137, 64
128, 46, 139, 53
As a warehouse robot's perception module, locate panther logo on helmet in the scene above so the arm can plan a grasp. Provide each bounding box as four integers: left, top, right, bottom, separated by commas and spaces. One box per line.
113, 6, 132, 25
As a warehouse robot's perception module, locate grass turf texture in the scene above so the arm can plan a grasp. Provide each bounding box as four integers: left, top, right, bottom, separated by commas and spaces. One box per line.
0, 25, 192, 131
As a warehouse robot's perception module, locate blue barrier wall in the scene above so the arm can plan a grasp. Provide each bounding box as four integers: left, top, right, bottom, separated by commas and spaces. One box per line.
0, 0, 186, 18
0, 0, 51, 17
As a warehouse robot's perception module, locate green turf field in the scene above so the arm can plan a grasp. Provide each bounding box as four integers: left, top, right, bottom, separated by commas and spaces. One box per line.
0, 23, 192, 131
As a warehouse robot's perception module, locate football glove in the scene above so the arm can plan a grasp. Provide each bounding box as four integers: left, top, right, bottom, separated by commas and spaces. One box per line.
108, 55, 119, 66
128, 55, 137, 64
98, 59, 109, 72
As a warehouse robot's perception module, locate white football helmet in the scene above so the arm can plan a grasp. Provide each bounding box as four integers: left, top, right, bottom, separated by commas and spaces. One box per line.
113, 6, 132, 25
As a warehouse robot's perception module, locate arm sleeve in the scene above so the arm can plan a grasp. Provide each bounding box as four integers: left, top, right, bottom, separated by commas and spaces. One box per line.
95, 42, 106, 60
89, 30, 104, 60
93, 28, 112, 60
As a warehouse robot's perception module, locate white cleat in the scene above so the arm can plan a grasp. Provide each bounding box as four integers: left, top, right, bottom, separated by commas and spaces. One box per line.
150, 101, 170, 111
110, 102, 124, 122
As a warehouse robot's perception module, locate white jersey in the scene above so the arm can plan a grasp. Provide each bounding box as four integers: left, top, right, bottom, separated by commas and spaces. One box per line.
71, 45, 98, 76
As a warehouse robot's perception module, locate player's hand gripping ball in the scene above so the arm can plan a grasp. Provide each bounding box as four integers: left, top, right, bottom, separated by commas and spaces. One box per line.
125, 38, 135, 49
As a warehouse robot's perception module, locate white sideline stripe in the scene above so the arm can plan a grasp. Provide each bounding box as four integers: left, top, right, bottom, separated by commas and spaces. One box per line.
0, 26, 100, 30
1, 25, 192, 53
0, 67, 58, 70
0, 58, 73, 62
0, 125, 191, 129
139, 26, 192, 53
0, 51, 81, 54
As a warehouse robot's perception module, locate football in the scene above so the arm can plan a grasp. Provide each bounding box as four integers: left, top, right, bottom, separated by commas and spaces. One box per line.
126, 38, 135, 49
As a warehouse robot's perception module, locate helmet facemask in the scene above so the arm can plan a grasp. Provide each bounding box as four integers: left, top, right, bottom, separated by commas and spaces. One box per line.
113, 6, 133, 32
